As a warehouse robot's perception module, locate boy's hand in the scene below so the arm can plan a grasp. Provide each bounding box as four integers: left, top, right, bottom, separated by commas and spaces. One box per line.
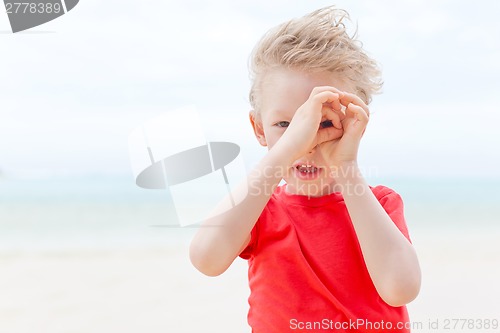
276, 86, 345, 163
318, 92, 369, 168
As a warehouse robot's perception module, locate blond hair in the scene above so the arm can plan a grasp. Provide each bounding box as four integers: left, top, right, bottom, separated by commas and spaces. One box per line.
249, 6, 382, 112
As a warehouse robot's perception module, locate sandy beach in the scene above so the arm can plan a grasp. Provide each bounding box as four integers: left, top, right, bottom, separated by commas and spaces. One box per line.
1, 227, 499, 333
408, 228, 500, 330
0, 244, 251, 333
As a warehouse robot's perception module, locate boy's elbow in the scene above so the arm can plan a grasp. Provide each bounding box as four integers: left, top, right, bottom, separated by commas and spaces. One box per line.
192, 261, 226, 277
189, 241, 229, 277
379, 273, 422, 307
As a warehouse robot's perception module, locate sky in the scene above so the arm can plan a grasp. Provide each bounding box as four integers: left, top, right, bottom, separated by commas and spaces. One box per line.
1, 0, 499, 179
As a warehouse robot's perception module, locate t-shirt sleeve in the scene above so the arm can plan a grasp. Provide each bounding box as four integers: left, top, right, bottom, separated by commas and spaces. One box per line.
373, 185, 411, 242
239, 218, 260, 260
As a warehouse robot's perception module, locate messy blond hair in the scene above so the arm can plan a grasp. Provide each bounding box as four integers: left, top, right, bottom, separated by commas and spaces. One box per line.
249, 6, 382, 112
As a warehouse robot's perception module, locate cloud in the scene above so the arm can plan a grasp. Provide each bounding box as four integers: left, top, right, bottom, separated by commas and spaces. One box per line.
1, 0, 499, 177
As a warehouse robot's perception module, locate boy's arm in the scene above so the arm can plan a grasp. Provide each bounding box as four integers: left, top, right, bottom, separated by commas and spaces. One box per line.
189, 147, 288, 276
336, 163, 421, 307
190, 88, 345, 277
320, 92, 421, 306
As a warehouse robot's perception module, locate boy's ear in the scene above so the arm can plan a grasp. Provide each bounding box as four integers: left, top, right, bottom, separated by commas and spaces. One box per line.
249, 110, 267, 147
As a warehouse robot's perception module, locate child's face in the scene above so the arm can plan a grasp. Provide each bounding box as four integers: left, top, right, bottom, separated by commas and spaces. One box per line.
250, 68, 355, 196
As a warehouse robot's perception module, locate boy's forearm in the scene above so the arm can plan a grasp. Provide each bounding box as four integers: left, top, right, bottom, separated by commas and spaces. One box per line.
334, 161, 421, 306
190, 146, 291, 276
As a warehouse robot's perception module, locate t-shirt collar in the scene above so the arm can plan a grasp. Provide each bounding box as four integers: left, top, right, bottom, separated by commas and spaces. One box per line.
276, 184, 344, 207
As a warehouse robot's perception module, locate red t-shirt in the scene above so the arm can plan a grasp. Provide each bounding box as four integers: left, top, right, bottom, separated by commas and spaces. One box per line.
240, 185, 412, 333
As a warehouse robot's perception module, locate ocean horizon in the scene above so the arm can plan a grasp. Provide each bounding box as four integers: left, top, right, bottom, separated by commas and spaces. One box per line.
1, 174, 499, 251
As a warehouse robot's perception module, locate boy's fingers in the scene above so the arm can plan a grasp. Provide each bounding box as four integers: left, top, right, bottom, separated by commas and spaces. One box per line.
339, 92, 369, 115
312, 92, 344, 128
310, 87, 344, 111
310, 86, 344, 97
321, 104, 342, 129
335, 105, 347, 121
329, 98, 342, 112
316, 127, 343, 145
347, 102, 369, 125
312, 91, 341, 107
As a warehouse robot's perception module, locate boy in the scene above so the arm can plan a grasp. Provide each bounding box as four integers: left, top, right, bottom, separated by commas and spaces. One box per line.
190, 6, 421, 332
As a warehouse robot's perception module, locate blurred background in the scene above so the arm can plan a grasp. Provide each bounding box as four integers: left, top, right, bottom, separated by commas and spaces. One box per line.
1, 0, 499, 332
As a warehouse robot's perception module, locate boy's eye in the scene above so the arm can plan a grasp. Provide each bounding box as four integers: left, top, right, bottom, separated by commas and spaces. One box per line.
274, 121, 290, 128
320, 120, 333, 129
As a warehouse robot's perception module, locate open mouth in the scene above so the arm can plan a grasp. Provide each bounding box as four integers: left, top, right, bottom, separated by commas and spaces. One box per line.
296, 164, 319, 173
293, 163, 321, 180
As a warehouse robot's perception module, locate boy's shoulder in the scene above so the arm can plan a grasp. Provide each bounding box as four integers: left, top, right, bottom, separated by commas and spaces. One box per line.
369, 184, 401, 199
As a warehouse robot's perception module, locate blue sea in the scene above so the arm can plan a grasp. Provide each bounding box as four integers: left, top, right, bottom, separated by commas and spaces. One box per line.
0, 175, 193, 251
1, 174, 499, 251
